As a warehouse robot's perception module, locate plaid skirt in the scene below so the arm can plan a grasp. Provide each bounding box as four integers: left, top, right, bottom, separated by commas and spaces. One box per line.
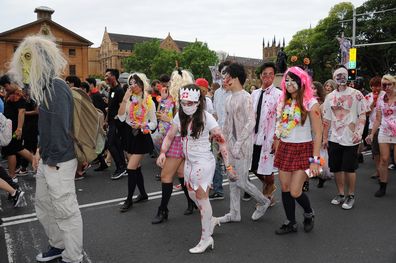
166, 136, 184, 158
274, 141, 313, 172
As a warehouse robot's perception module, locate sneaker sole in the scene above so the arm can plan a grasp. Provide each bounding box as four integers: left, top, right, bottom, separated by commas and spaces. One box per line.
209, 197, 224, 200
36, 253, 62, 262
14, 191, 25, 207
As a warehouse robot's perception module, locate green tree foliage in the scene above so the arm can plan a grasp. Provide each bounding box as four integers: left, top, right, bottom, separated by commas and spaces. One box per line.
285, 0, 396, 82
123, 40, 218, 82
180, 42, 218, 82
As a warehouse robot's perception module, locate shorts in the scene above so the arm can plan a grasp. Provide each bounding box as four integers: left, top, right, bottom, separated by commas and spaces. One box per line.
274, 141, 313, 172
1, 137, 24, 157
328, 141, 359, 173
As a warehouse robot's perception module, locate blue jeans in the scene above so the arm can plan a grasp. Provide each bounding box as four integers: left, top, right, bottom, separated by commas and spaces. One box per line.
213, 157, 225, 194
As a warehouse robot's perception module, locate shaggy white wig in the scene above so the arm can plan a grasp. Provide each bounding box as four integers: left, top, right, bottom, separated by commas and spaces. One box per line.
169, 69, 194, 103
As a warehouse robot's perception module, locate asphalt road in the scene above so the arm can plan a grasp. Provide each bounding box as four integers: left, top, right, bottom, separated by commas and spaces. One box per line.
1, 152, 395, 263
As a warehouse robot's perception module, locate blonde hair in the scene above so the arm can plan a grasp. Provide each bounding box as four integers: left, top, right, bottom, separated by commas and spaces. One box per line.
382, 74, 396, 85
9, 35, 67, 106
169, 69, 194, 103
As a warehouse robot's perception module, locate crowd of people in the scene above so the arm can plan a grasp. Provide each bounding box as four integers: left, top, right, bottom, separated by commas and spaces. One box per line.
0, 35, 395, 262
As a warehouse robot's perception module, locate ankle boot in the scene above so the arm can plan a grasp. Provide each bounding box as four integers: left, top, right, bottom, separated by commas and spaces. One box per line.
375, 182, 387, 197
184, 199, 197, 215
152, 207, 169, 224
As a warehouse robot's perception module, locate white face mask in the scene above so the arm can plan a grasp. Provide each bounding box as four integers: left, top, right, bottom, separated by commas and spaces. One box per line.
182, 104, 199, 116
335, 74, 348, 86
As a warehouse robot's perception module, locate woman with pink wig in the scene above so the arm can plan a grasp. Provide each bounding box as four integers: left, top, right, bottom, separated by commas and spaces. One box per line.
273, 66, 323, 235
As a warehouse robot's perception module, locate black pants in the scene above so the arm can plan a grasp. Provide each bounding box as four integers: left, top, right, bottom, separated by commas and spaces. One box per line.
107, 121, 126, 171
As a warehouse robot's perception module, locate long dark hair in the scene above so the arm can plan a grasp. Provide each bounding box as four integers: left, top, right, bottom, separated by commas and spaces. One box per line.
284, 72, 308, 125
179, 84, 205, 139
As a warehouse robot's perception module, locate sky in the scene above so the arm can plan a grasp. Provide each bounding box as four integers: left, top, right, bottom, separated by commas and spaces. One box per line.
0, 0, 367, 59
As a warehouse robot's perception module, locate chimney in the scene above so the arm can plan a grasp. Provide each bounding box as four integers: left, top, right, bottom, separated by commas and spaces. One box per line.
34, 6, 55, 20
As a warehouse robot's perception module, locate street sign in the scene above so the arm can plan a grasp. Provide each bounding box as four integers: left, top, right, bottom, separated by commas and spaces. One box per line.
349, 48, 357, 69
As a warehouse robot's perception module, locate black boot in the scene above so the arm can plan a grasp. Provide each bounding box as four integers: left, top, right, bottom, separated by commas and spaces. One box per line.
120, 199, 132, 213
152, 207, 169, 224
317, 178, 325, 188
120, 169, 137, 212
184, 198, 197, 215
375, 182, 387, 197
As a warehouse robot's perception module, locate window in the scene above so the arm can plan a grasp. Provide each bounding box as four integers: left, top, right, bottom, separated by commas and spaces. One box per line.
69, 48, 76, 56
69, 65, 76, 76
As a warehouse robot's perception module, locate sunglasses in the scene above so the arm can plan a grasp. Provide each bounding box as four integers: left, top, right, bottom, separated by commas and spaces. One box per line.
382, 83, 393, 89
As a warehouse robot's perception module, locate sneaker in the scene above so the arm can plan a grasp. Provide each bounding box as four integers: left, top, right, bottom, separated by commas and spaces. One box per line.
341, 195, 355, 210
275, 222, 297, 235
36, 246, 64, 262
218, 213, 241, 223
209, 192, 224, 200
303, 212, 315, 232
242, 192, 251, 201
330, 194, 345, 205
388, 164, 395, 170
12, 190, 25, 207
111, 169, 125, 180
173, 184, 182, 191
16, 168, 29, 176
251, 202, 270, 221
11, 176, 18, 183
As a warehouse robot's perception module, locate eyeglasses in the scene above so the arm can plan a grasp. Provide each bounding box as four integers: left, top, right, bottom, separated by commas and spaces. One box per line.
382, 83, 393, 89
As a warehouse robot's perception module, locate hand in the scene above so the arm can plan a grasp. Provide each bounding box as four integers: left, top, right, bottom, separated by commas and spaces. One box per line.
131, 121, 140, 129
272, 139, 279, 154
15, 128, 22, 140
322, 138, 328, 149
156, 153, 166, 168
231, 142, 242, 159
308, 163, 320, 177
352, 132, 362, 144
365, 134, 373, 145
32, 152, 40, 171
226, 165, 239, 182
123, 89, 132, 100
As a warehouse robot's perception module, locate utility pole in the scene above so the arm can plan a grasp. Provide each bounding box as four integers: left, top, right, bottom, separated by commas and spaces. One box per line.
352, 8, 356, 47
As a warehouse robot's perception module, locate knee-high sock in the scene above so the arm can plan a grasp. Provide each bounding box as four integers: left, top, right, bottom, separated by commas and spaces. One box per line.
282, 192, 296, 224
179, 177, 193, 205
195, 197, 212, 241
159, 183, 173, 210
295, 192, 313, 214
127, 169, 137, 201
136, 167, 147, 196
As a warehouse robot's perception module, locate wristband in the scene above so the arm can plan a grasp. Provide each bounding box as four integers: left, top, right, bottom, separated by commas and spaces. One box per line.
309, 156, 321, 165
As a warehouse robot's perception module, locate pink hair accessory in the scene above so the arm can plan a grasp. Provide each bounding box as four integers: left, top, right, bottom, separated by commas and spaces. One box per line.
280, 66, 314, 110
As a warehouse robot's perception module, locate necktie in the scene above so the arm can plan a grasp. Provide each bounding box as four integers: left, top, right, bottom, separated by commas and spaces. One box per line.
255, 89, 264, 134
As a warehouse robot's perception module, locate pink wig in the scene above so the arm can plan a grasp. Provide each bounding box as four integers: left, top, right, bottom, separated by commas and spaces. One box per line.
280, 66, 314, 110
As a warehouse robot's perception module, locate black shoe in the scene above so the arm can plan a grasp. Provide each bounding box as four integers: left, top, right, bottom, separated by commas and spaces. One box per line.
111, 169, 126, 180
184, 200, 198, 215
241, 192, 251, 201
302, 181, 309, 192
317, 178, 325, 188
152, 207, 169, 224
133, 194, 148, 203
120, 199, 132, 212
209, 192, 224, 200
303, 212, 315, 232
375, 182, 387, 197
94, 163, 109, 172
12, 189, 25, 207
275, 222, 297, 235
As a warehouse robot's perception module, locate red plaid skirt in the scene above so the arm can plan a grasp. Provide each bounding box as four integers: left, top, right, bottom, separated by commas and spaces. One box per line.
166, 136, 184, 158
274, 141, 313, 172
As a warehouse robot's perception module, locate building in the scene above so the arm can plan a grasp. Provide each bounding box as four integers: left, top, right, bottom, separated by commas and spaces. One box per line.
262, 36, 285, 62
92, 30, 191, 75
0, 6, 93, 79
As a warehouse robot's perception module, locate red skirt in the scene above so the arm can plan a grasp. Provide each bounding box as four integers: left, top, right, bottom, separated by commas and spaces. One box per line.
274, 141, 313, 172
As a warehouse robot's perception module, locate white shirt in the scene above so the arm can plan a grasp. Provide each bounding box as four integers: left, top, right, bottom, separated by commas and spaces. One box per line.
205, 96, 214, 114
213, 87, 231, 128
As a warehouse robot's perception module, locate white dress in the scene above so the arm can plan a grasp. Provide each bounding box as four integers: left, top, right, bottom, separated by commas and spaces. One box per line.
173, 111, 218, 190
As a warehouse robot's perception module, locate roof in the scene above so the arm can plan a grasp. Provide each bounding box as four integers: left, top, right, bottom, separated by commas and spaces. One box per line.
0, 18, 93, 46
226, 55, 265, 68
108, 33, 191, 51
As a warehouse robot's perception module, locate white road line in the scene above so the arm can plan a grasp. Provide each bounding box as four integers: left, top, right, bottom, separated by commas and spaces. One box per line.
4, 227, 15, 263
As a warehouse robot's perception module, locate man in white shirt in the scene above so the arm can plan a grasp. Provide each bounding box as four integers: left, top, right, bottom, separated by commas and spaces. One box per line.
250, 62, 282, 205
323, 67, 368, 210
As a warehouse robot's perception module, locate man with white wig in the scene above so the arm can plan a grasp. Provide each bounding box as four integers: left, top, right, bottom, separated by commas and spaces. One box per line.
322, 67, 368, 210
9, 35, 83, 263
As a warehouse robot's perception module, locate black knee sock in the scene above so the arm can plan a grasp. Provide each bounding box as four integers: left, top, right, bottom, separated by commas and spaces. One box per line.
136, 167, 147, 196
178, 178, 192, 205
282, 192, 296, 224
127, 169, 137, 201
159, 183, 173, 210
295, 192, 313, 214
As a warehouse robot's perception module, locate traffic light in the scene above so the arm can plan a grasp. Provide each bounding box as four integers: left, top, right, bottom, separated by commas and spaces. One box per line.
348, 69, 357, 81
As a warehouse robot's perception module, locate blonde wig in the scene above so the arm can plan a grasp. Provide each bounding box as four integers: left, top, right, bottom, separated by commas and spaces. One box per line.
169, 69, 194, 104
9, 35, 67, 106
382, 74, 396, 85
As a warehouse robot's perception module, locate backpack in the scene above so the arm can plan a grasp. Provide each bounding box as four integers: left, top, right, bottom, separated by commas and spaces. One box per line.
70, 87, 106, 163
0, 113, 12, 147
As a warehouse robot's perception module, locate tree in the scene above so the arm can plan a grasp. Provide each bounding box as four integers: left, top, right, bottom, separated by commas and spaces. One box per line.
180, 42, 218, 82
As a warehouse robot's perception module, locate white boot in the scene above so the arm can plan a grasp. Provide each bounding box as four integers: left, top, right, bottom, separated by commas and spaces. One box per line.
189, 237, 214, 254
